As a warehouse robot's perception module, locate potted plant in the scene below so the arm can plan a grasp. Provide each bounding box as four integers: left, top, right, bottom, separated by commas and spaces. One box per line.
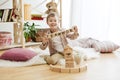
23, 22, 37, 42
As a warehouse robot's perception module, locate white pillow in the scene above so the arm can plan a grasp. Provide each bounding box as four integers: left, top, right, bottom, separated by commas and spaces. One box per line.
71, 46, 100, 60
92, 41, 119, 53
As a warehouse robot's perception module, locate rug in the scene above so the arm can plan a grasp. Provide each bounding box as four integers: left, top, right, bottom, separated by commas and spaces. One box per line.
0, 54, 46, 67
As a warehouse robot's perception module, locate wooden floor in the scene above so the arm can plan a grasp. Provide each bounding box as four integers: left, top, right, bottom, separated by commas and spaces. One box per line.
0, 53, 120, 80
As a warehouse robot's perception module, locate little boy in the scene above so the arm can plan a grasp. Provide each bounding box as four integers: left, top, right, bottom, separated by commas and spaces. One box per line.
40, 12, 79, 65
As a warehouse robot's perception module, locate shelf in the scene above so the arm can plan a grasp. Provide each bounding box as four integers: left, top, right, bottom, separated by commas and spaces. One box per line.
0, 22, 17, 24
0, 43, 22, 50
24, 42, 42, 47
0, 42, 41, 50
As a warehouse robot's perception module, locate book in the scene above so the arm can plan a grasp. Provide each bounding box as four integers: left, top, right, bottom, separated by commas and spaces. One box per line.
7, 9, 13, 22
4, 9, 9, 22
0, 10, 4, 22
0, 9, 14, 22
8, 9, 13, 22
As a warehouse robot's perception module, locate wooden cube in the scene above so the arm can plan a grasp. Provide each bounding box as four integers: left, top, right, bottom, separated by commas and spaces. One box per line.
70, 68, 80, 73
61, 68, 70, 73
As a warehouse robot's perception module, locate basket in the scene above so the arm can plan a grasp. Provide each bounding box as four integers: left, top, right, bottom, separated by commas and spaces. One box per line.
0, 32, 12, 46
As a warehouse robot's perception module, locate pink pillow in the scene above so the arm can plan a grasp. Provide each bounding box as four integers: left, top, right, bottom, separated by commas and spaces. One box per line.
92, 41, 119, 53
0, 48, 37, 61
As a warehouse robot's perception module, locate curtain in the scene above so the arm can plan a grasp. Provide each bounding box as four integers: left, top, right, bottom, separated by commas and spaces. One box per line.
71, 0, 120, 45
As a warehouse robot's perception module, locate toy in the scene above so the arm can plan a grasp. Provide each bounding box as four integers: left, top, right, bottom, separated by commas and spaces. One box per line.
11, 8, 21, 22
64, 45, 75, 68
50, 45, 87, 73
45, 1, 59, 16
46, 26, 78, 38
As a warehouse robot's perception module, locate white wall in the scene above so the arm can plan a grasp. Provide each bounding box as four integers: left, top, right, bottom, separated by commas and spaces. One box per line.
80, 0, 110, 40
71, 0, 81, 34
0, 0, 13, 9
71, 0, 120, 45
62, 0, 72, 28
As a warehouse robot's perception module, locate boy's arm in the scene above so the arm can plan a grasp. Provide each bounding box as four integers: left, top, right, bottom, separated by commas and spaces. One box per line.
66, 26, 79, 40
66, 32, 79, 40
44, 26, 79, 39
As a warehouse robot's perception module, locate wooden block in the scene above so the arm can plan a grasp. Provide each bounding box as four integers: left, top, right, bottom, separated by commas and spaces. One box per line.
50, 34, 54, 38
50, 64, 87, 73
65, 56, 73, 59
61, 68, 70, 73
58, 32, 62, 36
70, 68, 80, 73
55, 33, 58, 36
53, 67, 61, 72
80, 65, 87, 72
66, 61, 74, 63
66, 30, 70, 34
50, 65, 61, 72
65, 63, 74, 68
47, 35, 51, 38
52, 33, 55, 38
65, 58, 74, 61
62, 31, 65, 35
69, 64, 75, 68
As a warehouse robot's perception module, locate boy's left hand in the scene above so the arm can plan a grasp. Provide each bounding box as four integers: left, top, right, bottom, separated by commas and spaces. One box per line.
74, 26, 78, 33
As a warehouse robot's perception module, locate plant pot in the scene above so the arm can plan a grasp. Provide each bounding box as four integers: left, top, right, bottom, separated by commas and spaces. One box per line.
26, 37, 32, 42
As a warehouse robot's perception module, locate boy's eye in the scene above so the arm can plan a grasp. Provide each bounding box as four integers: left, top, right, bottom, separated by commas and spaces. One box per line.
49, 20, 56, 22
49, 20, 52, 22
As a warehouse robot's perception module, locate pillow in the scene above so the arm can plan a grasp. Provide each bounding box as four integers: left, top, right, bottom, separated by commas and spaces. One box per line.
0, 48, 37, 61
92, 41, 119, 53
77, 37, 99, 48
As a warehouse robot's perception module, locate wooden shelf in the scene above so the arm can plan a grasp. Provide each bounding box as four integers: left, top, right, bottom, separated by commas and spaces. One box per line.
0, 22, 17, 24
0, 44, 22, 50
0, 42, 41, 50
24, 42, 41, 47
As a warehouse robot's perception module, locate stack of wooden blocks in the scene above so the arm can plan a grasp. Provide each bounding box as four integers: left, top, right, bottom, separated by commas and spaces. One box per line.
64, 45, 75, 68
50, 45, 87, 73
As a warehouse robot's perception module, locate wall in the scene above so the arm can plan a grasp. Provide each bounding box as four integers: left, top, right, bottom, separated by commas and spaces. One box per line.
71, 0, 120, 45
62, 0, 71, 28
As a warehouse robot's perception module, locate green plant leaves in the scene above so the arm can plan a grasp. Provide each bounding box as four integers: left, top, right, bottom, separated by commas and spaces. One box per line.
23, 22, 37, 42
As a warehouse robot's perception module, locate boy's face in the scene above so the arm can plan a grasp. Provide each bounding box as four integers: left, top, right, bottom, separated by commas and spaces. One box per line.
47, 16, 58, 29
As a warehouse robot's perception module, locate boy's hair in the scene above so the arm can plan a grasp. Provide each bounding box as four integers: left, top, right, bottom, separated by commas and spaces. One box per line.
46, 12, 59, 22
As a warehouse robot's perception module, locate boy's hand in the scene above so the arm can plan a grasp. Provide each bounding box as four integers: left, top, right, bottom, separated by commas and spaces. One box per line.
74, 26, 78, 33
41, 33, 49, 45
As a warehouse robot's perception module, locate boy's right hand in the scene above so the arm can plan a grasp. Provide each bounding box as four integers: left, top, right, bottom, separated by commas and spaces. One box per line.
41, 33, 49, 45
